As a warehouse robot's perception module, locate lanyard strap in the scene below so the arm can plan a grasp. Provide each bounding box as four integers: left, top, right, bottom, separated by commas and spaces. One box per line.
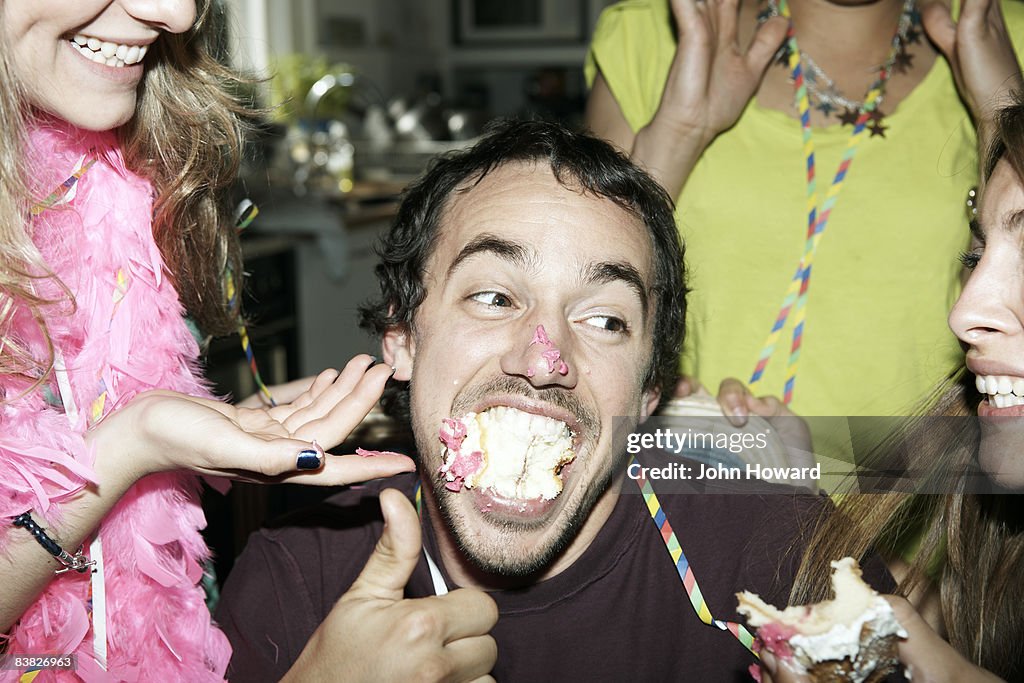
414, 485, 451, 596
635, 466, 759, 655
415, 478, 757, 653
748, 0, 903, 404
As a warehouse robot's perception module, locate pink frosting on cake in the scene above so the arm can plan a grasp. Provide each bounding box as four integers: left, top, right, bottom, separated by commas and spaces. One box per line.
442, 450, 483, 491
439, 418, 467, 451
355, 448, 406, 458
756, 622, 798, 660
438, 418, 479, 491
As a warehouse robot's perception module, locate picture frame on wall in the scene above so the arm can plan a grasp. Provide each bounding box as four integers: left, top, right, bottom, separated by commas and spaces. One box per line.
454, 0, 587, 45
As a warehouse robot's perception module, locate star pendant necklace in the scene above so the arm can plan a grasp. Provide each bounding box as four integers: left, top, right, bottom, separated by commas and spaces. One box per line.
758, 0, 921, 137
747, 0, 920, 404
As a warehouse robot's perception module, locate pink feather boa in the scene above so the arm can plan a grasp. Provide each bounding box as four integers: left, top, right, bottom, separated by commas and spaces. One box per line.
0, 121, 231, 680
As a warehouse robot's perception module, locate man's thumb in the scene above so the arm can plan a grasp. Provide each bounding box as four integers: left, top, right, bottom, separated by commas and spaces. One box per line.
350, 488, 423, 599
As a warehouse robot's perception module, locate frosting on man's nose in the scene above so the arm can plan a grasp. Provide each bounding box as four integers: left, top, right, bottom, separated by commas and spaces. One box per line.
529, 324, 569, 376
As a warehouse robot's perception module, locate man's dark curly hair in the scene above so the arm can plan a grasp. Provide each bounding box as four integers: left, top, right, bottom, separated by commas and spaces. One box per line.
359, 119, 686, 416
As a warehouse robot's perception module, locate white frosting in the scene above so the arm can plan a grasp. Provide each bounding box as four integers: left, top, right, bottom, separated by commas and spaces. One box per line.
737, 557, 908, 683
789, 596, 906, 667
440, 406, 575, 500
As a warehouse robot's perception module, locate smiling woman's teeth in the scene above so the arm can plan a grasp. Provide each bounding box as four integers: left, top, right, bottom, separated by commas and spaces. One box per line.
70, 34, 148, 67
975, 374, 1024, 408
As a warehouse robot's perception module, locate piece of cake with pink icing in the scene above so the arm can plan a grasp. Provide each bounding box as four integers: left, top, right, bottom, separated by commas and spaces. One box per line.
438, 407, 575, 500
737, 557, 906, 683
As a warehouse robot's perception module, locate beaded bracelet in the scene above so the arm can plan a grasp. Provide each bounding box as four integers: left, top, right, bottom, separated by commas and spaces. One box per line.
12, 512, 95, 575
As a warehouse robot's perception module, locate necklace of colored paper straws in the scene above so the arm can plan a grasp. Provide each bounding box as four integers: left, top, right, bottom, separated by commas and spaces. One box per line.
748, 0, 909, 405
414, 473, 760, 656
635, 466, 759, 654
225, 199, 276, 406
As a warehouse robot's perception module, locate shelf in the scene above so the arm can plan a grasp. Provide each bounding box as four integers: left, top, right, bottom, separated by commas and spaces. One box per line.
446, 44, 588, 68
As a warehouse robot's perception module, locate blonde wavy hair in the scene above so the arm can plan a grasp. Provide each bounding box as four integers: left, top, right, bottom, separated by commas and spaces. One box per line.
0, 0, 254, 384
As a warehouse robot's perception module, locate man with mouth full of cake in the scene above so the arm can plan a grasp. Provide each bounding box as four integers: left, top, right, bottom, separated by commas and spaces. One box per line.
215, 120, 892, 681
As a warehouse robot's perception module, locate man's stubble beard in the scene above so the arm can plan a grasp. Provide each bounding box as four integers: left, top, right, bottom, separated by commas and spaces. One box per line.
426, 450, 626, 577
409, 374, 637, 577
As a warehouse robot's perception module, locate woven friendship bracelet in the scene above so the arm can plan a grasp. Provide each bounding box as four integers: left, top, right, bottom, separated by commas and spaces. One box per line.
12, 512, 96, 575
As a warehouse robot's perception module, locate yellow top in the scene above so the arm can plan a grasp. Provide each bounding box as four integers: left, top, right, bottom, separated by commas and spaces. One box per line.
587, 0, 1024, 425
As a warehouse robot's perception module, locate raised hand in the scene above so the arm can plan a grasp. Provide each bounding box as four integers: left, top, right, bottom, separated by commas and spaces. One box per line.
922, 0, 1023, 125
624, 0, 788, 198
653, 0, 789, 144
284, 489, 499, 682
91, 354, 415, 486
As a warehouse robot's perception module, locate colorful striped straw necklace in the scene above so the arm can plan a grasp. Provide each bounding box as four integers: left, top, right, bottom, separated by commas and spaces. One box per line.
225, 199, 277, 406
415, 472, 759, 656
748, 0, 913, 405
634, 463, 759, 654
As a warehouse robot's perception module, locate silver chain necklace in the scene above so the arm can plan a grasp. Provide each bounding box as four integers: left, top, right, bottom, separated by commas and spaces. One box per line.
760, 0, 919, 118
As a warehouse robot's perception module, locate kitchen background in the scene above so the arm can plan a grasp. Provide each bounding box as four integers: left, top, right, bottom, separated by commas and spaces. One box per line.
203, 0, 616, 583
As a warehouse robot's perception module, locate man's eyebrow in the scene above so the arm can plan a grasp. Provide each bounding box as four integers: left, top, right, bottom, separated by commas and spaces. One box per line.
447, 233, 537, 278
583, 261, 649, 315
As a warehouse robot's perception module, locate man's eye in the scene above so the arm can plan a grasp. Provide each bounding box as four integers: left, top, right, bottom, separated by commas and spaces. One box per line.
582, 315, 628, 333
469, 291, 513, 307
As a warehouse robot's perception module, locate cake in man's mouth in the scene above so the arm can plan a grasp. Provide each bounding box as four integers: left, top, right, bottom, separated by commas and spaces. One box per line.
438, 406, 576, 501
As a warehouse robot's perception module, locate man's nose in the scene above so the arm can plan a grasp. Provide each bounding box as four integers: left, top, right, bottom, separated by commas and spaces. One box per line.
499, 322, 578, 389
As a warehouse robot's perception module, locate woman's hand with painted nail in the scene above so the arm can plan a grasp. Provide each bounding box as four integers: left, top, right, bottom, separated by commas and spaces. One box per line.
89, 354, 416, 486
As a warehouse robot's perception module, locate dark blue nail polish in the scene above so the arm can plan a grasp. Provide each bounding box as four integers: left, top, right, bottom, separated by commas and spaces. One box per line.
296, 449, 322, 470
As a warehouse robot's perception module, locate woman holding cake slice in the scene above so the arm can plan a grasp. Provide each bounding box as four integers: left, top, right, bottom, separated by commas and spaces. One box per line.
750, 94, 1024, 683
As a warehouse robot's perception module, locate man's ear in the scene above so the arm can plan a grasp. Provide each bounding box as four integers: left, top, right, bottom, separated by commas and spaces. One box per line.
639, 387, 662, 423
383, 324, 415, 381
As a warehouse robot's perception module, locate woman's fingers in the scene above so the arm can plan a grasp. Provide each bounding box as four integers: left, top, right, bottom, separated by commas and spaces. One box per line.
882, 596, 1003, 682
748, 393, 786, 417
672, 0, 714, 92
758, 647, 811, 682
291, 362, 396, 445
285, 369, 341, 409
717, 377, 751, 425
305, 452, 416, 485
672, 375, 706, 398
193, 428, 414, 484
718, 0, 740, 48
282, 355, 383, 431
262, 369, 341, 420
958, 0, 992, 33
920, 1, 956, 57
746, 15, 788, 74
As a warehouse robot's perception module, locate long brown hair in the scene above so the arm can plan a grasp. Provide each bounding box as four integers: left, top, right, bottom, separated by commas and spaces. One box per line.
0, 0, 254, 386
790, 100, 1024, 680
